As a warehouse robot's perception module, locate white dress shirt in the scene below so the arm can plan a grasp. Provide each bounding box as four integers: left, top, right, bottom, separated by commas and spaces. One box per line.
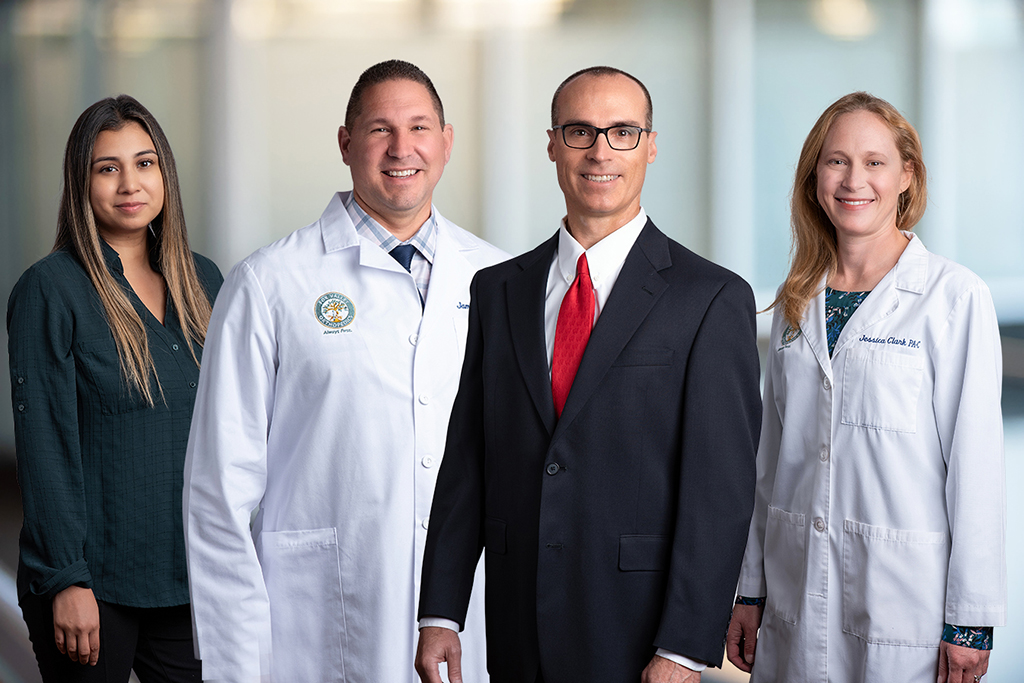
421, 208, 706, 673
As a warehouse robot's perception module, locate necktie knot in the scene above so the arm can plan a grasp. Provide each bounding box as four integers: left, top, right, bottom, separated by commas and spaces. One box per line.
390, 243, 417, 272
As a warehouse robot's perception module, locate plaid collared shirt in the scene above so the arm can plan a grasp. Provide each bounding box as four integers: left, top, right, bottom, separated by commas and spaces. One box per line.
343, 193, 436, 305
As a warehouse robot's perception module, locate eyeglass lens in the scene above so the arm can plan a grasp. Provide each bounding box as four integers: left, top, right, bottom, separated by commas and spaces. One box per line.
562, 125, 642, 150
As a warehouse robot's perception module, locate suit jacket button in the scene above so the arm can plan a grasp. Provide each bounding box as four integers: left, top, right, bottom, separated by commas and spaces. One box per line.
546, 463, 559, 476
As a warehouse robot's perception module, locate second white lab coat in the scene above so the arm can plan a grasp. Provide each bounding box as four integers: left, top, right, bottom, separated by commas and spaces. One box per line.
184, 192, 508, 683
736, 234, 1006, 683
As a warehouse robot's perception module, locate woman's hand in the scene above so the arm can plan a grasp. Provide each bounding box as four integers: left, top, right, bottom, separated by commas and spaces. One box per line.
725, 603, 764, 673
938, 640, 990, 683
52, 586, 100, 665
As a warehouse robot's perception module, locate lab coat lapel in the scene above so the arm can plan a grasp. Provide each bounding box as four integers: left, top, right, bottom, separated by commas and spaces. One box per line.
552, 221, 669, 442
422, 215, 473, 322
800, 282, 834, 379
507, 234, 559, 436
830, 234, 928, 359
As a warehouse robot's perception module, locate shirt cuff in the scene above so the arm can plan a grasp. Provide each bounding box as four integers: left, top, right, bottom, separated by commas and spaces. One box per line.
654, 649, 707, 672
942, 623, 993, 650
419, 617, 461, 632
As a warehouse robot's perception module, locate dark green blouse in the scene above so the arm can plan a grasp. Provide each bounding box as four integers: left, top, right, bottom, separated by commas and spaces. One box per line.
7, 241, 222, 607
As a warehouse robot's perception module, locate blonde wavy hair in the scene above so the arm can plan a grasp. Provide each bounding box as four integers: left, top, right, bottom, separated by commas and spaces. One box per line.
54, 95, 214, 405
768, 92, 927, 330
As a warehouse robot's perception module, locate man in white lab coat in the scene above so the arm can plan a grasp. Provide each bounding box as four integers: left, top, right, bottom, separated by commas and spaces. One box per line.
183, 60, 505, 683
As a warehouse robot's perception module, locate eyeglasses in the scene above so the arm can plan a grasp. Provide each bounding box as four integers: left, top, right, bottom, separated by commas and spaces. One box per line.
552, 124, 652, 151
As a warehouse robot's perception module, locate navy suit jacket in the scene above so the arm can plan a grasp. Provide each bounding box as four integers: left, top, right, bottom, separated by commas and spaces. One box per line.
419, 219, 761, 683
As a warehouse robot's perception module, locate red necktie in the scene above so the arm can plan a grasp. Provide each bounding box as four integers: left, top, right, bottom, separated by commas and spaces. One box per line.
552, 253, 595, 418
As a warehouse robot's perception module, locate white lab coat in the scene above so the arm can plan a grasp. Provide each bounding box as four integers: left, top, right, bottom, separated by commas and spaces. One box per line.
183, 192, 508, 683
736, 234, 1006, 683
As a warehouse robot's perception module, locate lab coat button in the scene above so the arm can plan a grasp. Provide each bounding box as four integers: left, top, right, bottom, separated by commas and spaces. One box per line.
421, 517, 430, 529
813, 517, 826, 533
421, 456, 434, 468
546, 463, 559, 475
409, 334, 419, 345
819, 448, 829, 462
823, 377, 831, 391
418, 394, 430, 405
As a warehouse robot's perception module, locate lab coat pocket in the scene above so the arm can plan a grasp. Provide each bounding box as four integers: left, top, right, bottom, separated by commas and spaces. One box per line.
841, 347, 925, 433
842, 519, 947, 647
763, 506, 805, 624
259, 527, 346, 682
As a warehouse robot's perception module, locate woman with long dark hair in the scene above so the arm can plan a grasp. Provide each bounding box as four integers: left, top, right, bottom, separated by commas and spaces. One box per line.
7, 95, 222, 682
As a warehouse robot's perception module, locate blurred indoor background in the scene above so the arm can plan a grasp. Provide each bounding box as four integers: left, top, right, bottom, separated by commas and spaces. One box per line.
0, 0, 1021, 680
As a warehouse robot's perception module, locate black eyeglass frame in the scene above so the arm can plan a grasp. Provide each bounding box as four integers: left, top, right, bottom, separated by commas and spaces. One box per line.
552, 124, 653, 150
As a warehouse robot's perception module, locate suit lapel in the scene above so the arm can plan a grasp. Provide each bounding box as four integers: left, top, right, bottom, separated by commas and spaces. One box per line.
507, 234, 559, 436
552, 221, 670, 442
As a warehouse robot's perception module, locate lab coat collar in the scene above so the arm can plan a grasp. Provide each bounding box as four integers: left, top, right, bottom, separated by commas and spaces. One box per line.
892, 231, 928, 294
825, 231, 930, 361
319, 192, 362, 253
319, 191, 477, 276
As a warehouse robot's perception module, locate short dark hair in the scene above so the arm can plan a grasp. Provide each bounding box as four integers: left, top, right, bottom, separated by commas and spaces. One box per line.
345, 60, 445, 129
550, 66, 653, 129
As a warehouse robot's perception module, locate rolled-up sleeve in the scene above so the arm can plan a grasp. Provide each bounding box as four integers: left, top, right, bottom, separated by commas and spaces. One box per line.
7, 266, 93, 598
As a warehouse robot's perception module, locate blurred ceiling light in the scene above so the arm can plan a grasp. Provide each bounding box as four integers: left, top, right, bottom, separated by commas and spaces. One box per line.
232, 0, 279, 39
811, 0, 878, 41
437, 0, 569, 30
13, 0, 81, 37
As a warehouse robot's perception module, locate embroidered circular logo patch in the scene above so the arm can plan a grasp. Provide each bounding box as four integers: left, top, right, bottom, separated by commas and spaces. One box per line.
314, 292, 355, 328
780, 324, 803, 347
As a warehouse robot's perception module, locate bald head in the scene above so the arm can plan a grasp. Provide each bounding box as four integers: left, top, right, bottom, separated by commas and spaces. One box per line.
550, 66, 653, 129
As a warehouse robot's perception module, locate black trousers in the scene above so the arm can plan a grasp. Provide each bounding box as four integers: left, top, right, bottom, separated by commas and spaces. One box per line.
21, 592, 201, 683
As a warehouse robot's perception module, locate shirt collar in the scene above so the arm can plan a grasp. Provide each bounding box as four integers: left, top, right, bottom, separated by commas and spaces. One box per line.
556, 208, 648, 287
343, 192, 437, 264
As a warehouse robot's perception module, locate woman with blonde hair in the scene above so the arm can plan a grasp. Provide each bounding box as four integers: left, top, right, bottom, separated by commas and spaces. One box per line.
725, 92, 1005, 683
8, 95, 222, 681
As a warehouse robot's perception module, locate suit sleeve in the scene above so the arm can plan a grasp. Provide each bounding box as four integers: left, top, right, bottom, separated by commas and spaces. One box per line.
933, 282, 1006, 628
183, 260, 276, 682
654, 275, 762, 665
418, 273, 487, 627
7, 266, 93, 597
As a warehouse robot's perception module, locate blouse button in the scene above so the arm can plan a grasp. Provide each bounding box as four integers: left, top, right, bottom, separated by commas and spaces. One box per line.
17, 377, 25, 384
189, 382, 197, 389
17, 404, 26, 412
172, 344, 179, 351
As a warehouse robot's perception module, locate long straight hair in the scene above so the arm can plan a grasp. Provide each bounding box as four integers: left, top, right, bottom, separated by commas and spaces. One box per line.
54, 95, 213, 405
769, 92, 928, 329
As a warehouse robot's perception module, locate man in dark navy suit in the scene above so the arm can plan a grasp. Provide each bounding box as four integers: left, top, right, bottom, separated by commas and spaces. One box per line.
415, 66, 761, 683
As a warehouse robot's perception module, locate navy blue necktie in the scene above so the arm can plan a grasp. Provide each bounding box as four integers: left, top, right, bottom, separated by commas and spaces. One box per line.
390, 244, 417, 272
